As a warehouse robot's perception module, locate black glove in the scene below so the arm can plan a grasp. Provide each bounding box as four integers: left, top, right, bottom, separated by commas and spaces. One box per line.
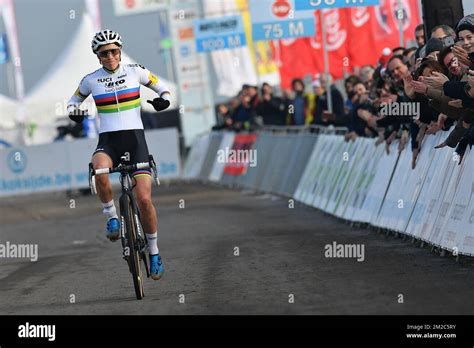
147, 97, 170, 112
68, 108, 87, 123
454, 137, 471, 165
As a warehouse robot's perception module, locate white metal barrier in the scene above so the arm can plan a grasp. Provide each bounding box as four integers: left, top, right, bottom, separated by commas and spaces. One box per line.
0, 128, 181, 197
185, 130, 474, 256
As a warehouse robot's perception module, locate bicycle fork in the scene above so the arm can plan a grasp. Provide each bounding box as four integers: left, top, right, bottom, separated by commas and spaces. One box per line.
119, 192, 150, 278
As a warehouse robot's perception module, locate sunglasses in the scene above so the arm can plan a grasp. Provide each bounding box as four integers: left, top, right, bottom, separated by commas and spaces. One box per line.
98, 48, 120, 58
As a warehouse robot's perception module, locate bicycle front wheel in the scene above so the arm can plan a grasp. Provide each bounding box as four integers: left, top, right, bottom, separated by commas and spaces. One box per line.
120, 193, 145, 300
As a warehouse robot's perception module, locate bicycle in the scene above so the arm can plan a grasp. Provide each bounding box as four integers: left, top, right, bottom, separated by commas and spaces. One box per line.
88, 154, 160, 300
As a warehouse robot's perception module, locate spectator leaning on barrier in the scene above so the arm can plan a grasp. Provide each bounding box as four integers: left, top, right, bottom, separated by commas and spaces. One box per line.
406, 14, 474, 165
345, 82, 378, 141
364, 54, 423, 163
367, 55, 413, 153
313, 73, 345, 126
406, 60, 449, 164
344, 75, 362, 114
438, 45, 468, 81
410, 58, 460, 139
427, 14, 474, 162
212, 103, 233, 130
255, 83, 287, 126
231, 90, 256, 132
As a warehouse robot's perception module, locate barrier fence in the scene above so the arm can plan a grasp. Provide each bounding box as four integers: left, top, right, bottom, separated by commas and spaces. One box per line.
184, 128, 474, 257
0, 128, 181, 197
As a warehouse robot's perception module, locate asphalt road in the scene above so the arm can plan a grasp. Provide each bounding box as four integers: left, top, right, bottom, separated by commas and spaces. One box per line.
0, 182, 473, 315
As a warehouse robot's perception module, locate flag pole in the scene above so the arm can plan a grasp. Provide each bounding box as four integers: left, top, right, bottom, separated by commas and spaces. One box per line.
320, 10, 333, 114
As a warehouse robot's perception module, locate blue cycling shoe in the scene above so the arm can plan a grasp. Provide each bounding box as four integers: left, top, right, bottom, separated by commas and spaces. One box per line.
149, 254, 164, 280
106, 217, 120, 242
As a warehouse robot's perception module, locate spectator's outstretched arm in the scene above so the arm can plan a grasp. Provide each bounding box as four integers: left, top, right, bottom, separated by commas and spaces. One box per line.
442, 81, 474, 109
444, 121, 468, 148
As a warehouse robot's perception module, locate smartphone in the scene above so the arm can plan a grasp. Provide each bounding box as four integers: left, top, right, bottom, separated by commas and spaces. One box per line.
441, 36, 455, 47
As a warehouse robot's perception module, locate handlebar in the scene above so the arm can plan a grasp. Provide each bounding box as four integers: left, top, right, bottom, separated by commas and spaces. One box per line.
92, 161, 151, 176
88, 155, 160, 195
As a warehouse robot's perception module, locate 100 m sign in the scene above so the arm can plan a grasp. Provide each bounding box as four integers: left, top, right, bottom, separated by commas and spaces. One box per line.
196, 34, 246, 53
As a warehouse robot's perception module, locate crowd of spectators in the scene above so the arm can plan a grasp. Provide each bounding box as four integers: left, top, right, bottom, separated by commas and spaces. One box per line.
214, 14, 474, 167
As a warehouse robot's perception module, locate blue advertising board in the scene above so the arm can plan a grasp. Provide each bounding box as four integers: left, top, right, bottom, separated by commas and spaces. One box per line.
294, 0, 379, 11
0, 34, 9, 64
194, 16, 247, 53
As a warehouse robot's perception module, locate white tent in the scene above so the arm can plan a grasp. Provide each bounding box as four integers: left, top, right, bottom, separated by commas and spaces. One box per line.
24, 13, 178, 129
0, 93, 18, 129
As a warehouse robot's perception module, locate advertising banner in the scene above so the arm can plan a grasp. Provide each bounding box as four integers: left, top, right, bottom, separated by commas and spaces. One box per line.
444, 147, 474, 256
0, 128, 181, 197
0, 34, 8, 64
223, 133, 257, 176
168, 0, 216, 147
294, 0, 379, 11
358, 142, 399, 225
334, 138, 373, 218
113, 0, 168, 16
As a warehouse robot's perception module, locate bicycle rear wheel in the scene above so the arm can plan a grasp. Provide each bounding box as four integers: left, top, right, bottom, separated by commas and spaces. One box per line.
120, 193, 145, 300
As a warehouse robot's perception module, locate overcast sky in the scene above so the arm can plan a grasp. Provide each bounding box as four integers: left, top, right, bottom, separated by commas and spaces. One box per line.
1, 0, 473, 100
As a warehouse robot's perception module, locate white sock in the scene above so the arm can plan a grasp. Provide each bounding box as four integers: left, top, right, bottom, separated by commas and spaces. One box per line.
101, 200, 118, 220
146, 232, 159, 255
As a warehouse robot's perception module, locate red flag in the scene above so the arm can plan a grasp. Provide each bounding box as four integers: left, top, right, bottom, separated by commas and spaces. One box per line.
345, 7, 378, 68
314, 9, 350, 80
273, 38, 317, 90
370, 0, 421, 57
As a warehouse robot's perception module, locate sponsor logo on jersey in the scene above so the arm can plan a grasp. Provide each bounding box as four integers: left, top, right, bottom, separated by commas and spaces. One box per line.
98, 77, 113, 83
128, 63, 145, 69
105, 79, 126, 88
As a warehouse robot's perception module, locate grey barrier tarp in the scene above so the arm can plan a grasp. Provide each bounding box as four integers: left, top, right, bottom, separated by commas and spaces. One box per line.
279, 134, 317, 197
259, 134, 294, 193
268, 133, 317, 197
198, 132, 223, 181
219, 132, 317, 195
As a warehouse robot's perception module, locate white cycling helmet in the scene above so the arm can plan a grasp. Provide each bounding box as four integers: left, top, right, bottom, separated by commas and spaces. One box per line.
91, 30, 123, 53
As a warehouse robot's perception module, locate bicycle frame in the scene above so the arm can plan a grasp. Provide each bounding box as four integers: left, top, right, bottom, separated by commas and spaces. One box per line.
88, 154, 160, 298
